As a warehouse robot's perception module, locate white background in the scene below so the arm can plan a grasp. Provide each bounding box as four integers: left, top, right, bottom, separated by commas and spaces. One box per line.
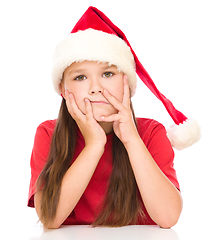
0, 0, 207, 239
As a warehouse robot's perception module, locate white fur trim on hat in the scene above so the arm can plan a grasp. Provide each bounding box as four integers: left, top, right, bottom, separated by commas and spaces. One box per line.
167, 118, 201, 150
52, 29, 137, 95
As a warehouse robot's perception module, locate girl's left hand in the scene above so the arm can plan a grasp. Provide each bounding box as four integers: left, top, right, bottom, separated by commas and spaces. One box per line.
100, 76, 139, 146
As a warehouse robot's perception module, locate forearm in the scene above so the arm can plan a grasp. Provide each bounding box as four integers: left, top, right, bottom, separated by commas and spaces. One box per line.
124, 136, 183, 228
37, 144, 104, 229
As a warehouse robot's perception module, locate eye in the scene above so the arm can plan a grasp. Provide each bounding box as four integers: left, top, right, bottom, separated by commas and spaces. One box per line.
103, 72, 114, 78
74, 75, 86, 81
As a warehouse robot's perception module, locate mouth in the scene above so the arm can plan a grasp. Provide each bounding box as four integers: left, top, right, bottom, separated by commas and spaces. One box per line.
90, 101, 110, 105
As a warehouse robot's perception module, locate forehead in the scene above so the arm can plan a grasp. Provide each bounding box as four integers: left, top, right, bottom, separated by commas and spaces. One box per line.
64, 61, 119, 75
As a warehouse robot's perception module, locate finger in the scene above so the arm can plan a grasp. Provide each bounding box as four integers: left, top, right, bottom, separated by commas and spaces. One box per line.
100, 114, 121, 122
122, 76, 130, 108
64, 89, 73, 113
85, 98, 94, 119
65, 90, 84, 120
103, 90, 125, 111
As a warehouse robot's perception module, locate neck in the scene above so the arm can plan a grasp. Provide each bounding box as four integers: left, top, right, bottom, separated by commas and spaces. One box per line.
98, 121, 113, 135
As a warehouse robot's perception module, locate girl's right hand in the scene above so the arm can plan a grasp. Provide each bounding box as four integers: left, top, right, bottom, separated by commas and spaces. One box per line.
65, 90, 107, 148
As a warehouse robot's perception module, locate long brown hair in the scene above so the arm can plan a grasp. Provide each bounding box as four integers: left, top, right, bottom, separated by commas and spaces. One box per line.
36, 98, 144, 227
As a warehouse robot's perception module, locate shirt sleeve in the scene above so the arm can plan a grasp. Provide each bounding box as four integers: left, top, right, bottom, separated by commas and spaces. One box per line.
27, 122, 53, 207
141, 120, 180, 191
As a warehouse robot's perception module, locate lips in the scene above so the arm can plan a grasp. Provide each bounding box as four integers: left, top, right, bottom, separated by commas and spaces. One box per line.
90, 101, 109, 104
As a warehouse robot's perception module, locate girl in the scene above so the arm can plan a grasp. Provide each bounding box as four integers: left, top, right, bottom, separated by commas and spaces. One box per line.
27, 7, 200, 229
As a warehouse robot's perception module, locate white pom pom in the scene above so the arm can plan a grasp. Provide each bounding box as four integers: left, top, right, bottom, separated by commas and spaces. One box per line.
167, 119, 201, 150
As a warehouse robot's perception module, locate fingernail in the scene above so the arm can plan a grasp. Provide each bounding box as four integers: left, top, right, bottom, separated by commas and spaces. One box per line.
100, 116, 105, 120
104, 89, 109, 94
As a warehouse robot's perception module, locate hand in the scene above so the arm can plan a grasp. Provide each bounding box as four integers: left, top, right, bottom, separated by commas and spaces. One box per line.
100, 76, 139, 145
65, 90, 107, 148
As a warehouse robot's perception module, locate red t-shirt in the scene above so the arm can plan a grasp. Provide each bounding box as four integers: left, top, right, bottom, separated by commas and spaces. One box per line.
27, 118, 180, 225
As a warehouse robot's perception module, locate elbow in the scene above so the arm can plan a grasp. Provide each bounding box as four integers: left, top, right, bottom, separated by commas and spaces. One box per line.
158, 193, 183, 229
159, 218, 179, 229
42, 220, 62, 230
34, 192, 62, 229
42, 216, 63, 229
157, 211, 181, 229
46, 224, 61, 230
36, 209, 62, 229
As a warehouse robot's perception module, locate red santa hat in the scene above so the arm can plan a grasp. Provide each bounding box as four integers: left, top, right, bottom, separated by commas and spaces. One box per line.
52, 6, 201, 150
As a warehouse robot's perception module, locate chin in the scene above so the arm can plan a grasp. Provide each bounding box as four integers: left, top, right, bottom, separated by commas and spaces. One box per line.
93, 114, 103, 122
93, 110, 116, 122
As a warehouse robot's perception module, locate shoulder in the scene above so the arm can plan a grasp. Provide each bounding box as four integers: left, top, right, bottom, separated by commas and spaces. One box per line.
137, 118, 165, 139
136, 117, 173, 155
32, 119, 57, 153
35, 119, 57, 140
30, 120, 57, 171
37, 119, 57, 134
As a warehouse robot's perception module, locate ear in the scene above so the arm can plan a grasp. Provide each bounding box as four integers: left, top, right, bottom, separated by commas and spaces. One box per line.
59, 82, 66, 99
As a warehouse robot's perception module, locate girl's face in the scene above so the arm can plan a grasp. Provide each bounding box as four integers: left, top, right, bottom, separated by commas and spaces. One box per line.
61, 61, 124, 122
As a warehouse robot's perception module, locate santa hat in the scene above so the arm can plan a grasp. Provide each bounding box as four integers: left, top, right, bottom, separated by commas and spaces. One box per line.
52, 6, 201, 150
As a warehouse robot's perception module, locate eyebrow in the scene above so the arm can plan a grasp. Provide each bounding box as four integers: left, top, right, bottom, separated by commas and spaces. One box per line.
67, 69, 86, 75
100, 65, 116, 70
67, 64, 116, 76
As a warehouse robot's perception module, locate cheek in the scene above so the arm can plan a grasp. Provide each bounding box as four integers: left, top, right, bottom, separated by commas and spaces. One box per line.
73, 93, 86, 113
108, 85, 124, 102
107, 75, 124, 102
66, 84, 86, 113
117, 86, 124, 102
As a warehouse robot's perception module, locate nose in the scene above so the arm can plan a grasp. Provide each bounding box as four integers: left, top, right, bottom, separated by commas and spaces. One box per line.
89, 78, 103, 95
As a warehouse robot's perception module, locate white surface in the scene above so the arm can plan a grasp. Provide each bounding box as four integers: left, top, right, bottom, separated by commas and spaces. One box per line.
0, 1, 207, 240
27, 225, 180, 240
3, 215, 208, 240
